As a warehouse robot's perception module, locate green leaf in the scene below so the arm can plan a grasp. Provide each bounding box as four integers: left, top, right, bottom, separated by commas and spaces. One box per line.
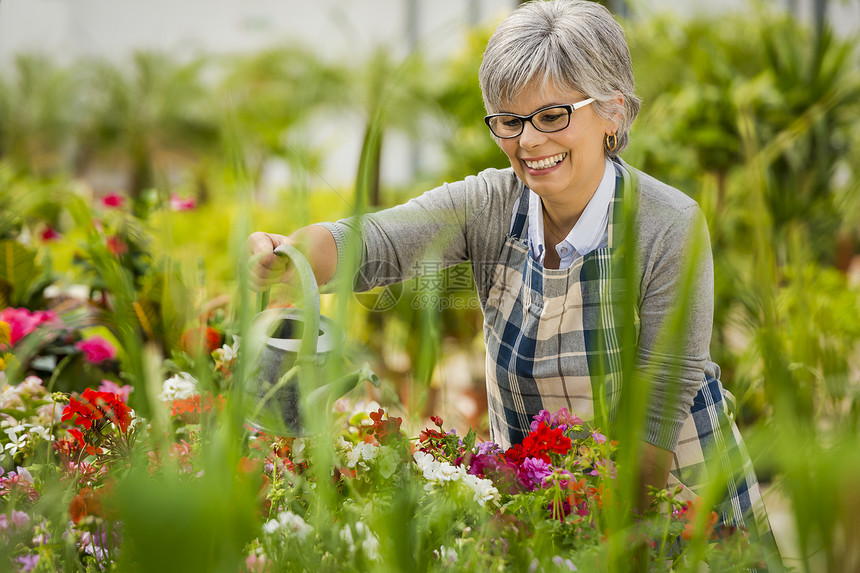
0, 408, 31, 421
463, 427, 477, 454
0, 277, 11, 308
0, 240, 36, 306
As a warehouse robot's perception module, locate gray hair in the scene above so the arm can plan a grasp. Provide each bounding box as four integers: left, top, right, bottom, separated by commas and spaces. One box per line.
479, 0, 641, 156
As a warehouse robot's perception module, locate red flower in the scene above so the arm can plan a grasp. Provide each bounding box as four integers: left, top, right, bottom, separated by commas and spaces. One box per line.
520, 422, 572, 463
40, 226, 61, 241
364, 408, 403, 446
180, 326, 222, 355
67, 428, 103, 455
61, 388, 133, 433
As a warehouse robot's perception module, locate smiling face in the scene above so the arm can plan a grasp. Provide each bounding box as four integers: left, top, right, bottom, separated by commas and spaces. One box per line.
496, 84, 615, 209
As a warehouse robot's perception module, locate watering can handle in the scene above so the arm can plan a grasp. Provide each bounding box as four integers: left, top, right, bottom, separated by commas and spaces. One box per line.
258, 243, 321, 361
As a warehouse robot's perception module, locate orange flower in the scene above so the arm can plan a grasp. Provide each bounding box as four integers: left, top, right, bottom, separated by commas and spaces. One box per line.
680, 497, 719, 541
69, 488, 104, 523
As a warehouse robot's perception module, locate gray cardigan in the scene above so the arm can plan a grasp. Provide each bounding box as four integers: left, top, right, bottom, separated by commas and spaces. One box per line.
320, 162, 715, 450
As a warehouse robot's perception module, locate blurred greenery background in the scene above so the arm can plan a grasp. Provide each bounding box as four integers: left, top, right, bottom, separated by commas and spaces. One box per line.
2, 0, 860, 570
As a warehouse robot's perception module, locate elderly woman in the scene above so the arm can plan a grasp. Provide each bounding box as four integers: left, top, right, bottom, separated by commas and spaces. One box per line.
248, 0, 775, 558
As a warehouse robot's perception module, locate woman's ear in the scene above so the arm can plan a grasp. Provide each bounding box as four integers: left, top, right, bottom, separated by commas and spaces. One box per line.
605, 92, 625, 135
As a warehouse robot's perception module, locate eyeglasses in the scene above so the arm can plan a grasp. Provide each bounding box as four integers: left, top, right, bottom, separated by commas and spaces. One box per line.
484, 98, 595, 139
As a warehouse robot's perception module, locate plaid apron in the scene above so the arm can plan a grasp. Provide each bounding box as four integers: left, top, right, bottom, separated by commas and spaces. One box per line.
482, 162, 776, 554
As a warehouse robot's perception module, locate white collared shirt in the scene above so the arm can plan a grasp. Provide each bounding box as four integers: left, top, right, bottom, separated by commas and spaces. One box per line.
525, 158, 614, 269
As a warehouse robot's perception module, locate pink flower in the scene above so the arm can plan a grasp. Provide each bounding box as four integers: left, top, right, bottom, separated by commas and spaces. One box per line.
75, 336, 117, 363
554, 408, 584, 429
100, 192, 125, 209
0, 308, 59, 345
591, 431, 607, 444
98, 379, 133, 403
170, 194, 196, 211
245, 553, 269, 573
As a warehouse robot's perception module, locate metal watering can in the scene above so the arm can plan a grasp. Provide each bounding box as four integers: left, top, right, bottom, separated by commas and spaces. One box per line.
244, 243, 379, 436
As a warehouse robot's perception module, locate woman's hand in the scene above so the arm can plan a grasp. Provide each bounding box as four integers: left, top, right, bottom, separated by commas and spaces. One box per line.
246, 232, 296, 291
246, 226, 338, 291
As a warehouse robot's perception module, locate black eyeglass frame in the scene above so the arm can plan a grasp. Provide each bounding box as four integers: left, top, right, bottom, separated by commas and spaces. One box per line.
483, 98, 596, 139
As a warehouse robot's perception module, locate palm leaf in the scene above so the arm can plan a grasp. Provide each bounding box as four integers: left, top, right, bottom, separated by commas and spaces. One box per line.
0, 240, 36, 307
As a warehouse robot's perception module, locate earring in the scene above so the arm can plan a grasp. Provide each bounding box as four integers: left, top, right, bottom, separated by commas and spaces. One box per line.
605, 132, 618, 152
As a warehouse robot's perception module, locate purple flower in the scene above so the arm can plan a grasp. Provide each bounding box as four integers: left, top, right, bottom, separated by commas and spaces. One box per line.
547, 498, 572, 521
467, 455, 528, 494
591, 431, 607, 444
552, 556, 577, 571
15, 553, 39, 572
529, 410, 553, 432
588, 459, 616, 479
0, 510, 30, 532
547, 467, 576, 489
476, 441, 502, 457
10, 510, 29, 529
78, 524, 121, 561
521, 457, 553, 489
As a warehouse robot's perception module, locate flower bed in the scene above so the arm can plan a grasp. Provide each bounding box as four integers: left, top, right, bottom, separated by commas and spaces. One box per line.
0, 308, 762, 572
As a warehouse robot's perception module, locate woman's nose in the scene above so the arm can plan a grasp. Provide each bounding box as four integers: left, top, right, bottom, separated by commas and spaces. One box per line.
518, 120, 547, 149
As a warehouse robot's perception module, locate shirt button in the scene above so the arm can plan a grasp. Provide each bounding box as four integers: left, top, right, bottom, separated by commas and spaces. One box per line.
560, 247, 568, 254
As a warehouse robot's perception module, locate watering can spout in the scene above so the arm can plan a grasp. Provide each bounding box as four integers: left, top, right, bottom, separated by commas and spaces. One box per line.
305, 363, 381, 410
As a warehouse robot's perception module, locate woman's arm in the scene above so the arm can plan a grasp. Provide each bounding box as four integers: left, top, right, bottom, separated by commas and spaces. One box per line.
635, 202, 713, 451
638, 441, 673, 511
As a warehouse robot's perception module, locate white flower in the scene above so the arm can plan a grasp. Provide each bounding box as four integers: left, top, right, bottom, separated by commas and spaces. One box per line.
461, 473, 500, 506
34, 401, 60, 427
340, 524, 354, 549
341, 521, 380, 560
27, 425, 52, 442
20, 376, 46, 396
263, 511, 313, 539
291, 438, 307, 463
0, 385, 24, 410
158, 372, 198, 402
436, 545, 458, 564
346, 442, 378, 470
359, 528, 380, 560
3, 428, 26, 457
213, 340, 239, 364
412, 451, 499, 506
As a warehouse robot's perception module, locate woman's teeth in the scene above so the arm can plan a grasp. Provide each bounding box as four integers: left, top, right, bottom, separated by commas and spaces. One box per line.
524, 153, 567, 170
